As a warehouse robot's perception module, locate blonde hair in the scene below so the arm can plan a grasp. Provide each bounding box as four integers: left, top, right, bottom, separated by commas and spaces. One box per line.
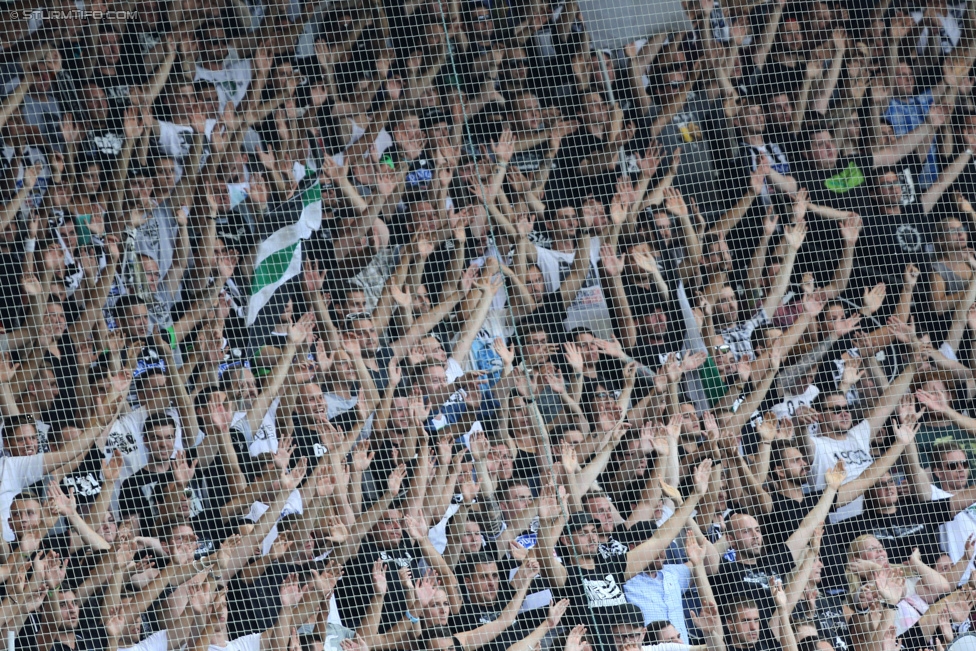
845, 535, 912, 603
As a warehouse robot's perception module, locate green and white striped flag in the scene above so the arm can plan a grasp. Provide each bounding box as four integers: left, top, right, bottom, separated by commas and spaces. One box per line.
246, 180, 323, 326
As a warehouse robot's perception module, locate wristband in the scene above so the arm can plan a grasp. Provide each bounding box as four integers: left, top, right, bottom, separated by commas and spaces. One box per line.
968, 149, 974, 155
405, 611, 420, 624
24, 238, 35, 253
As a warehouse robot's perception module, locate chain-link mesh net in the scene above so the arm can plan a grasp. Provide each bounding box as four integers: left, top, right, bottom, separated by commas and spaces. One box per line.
0, 4, 973, 651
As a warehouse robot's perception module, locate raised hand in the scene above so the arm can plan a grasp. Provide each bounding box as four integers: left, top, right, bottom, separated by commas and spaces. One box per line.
825, 459, 846, 490
372, 560, 389, 595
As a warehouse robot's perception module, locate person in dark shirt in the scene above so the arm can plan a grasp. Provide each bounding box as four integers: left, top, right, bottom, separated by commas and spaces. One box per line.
450, 552, 535, 651
760, 442, 903, 547
535, 462, 710, 651
821, 470, 976, 593
118, 411, 197, 530
335, 500, 424, 632
713, 497, 829, 639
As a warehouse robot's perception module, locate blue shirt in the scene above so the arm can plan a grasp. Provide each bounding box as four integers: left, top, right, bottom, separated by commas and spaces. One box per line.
886, 90, 937, 187
624, 563, 692, 643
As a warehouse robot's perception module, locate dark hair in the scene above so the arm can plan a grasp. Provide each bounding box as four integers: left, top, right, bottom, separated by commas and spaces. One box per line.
456, 552, 498, 580
112, 294, 146, 320
645, 621, 675, 642
144, 411, 177, 438
194, 385, 222, 415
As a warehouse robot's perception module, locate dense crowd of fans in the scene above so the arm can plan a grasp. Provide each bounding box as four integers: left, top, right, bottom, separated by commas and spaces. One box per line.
12, 3, 976, 651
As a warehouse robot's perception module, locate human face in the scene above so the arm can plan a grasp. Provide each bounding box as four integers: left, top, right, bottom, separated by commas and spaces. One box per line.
461, 521, 484, 554
740, 105, 766, 135
155, 159, 177, 198
656, 625, 682, 644
394, 115, 426, 152
729, 513, 763, 559
300, 383, 330, 424
943, 219, 969, 251
808, 131, 839, 169
80, 163, 101, 195
423, 365, 451, 404
714, 286, 739, 326
584, 92, 609, 128
388, 397, 413, 434
575, 332, 600, 366
30, 368, 59, 409
781, 19, 803, 51
330, 352, 358, 385
821, 394, 852, 434
58, 591, 80, 630
465, 562, 500, 604
43, 302, 67, 340
553, 207, 579, 239
892, 63, 915, 97
373, 509, 403, 548
729, 607, 761, 646
488, 444, 514, 480
857, 536, 890, 568
566, 523, 600, 557
526, 266, 545, 302
515, 93, 542, 131
705, 239, 732, 275
501, 485, 533, 523
584, 495, 615, 534
421, 335, 447, 363
230, 367, 259, 410
10, 498, 40, 537
767, 94, 793, 126
425, 588, 452, 625
99, 32, 120, 65
525, 331, 551, 366
777, 447, 809, 485
611, 625, 646, 651
145, 424, 176, 463
351, 319, 379, 354
122, 303, 150, 340
140, 256, 161, 293
6, 424, 38, 457
204, 390, 233, 431
164, 525, 198, 565
874, 171, 903, 207
83, 85, 109, 124
935, 450, 970, 492
869, 474, 900, 509
341, 291, 367, 319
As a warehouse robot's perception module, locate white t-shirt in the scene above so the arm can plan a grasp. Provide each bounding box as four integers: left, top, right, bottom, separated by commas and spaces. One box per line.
534, 244, 575, 294
772, 385, 821, 436
0, 454, 45, 541
157, 119, 217, 182
195, 56, 252, 111
121, 630, 168, 651
812, 420, 874, 522
210, 631, 263, 651
935, 486, 976, 584
231, 398, 280, 457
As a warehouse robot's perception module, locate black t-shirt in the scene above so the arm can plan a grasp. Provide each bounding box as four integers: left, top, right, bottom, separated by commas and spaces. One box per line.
760, 489, 835, 548
450, 593, 529, 651
555, 548, 632, 651
792, 154, 872, 213
712, 542, 796, 625
858, 202, 934, 286
227, 560, 308, 638
118, 465, 173, 525
336, 536, 423, 632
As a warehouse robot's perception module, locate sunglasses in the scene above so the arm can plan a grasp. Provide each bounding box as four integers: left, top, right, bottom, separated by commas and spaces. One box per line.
826, 404, 850, 413
713, 344, 731, 355
942, 460, 970, 471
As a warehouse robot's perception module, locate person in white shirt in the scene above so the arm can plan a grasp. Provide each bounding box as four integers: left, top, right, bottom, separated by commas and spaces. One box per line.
806, 358, 916, 522
0, 413, 113, 541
